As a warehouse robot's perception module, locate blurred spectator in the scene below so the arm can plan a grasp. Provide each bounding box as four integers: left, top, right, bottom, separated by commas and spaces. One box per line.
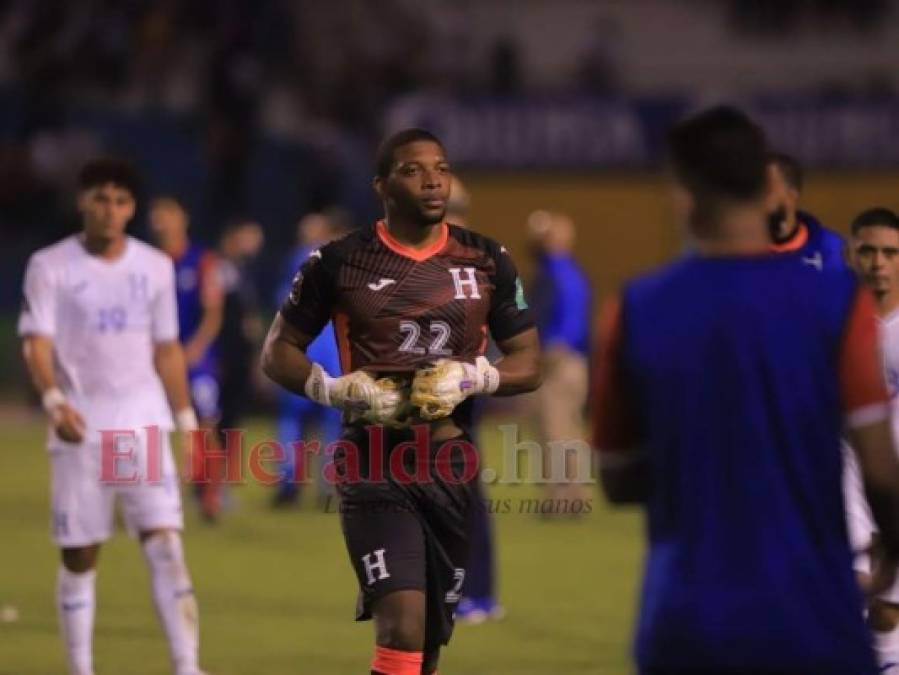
446, 176, 470, 227
2, 0, 899, 319
490, 37, 522, 95
527, 210, 592, 511
205, 20, 263, 223
447, 177, 505, 625
217, 217, 265, 436
730, 0, 888, 35
150, 196, 226, 521
272, 210, 349, 508
577, 17, 623, 95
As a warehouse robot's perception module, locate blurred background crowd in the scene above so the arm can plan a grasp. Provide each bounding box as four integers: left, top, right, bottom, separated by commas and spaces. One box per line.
2, 0, 899, 400
2, 1, 899, 658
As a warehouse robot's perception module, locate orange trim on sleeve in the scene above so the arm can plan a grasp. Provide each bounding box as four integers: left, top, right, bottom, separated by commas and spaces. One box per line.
376, 220, 448, 262
840, 288, 890, 417
770, 222, 809, 253
592, 295, 638, 452
332, 311, 351, 374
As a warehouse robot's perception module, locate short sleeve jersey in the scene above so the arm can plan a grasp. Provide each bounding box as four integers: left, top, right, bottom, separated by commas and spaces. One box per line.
18, 235, 178, 441
280, 221, 535, 427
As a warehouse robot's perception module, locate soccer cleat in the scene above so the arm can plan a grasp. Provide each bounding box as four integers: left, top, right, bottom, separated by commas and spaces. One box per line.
191, 482, 221, 523
455, 597, 506, 625
455, 597, 488, 625
271, 484, 300, 508
201, 484, 221, 523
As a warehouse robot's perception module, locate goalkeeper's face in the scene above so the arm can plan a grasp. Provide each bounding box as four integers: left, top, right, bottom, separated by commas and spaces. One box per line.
377, 140, 452, 227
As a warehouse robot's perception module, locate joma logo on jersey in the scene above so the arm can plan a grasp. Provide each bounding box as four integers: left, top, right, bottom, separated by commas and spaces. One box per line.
367, 278, 396, 292
449, 267, 481, 300
129, 273, 149, 301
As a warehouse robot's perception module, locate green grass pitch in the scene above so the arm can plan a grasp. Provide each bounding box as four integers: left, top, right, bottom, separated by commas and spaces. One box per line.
0, 415, 642, 674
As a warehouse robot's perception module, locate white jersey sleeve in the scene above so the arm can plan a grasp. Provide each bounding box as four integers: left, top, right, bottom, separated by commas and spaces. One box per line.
152, 257, 179, 342
18, 254, 57, 337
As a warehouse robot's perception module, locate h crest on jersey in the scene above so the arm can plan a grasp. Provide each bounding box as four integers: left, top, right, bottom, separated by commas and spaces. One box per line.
449, 267, 481, 300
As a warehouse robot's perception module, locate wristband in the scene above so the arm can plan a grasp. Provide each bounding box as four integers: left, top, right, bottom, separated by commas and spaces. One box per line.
42, 387, 67, 415
175, 408, 199, 432
475, 356, 501, 395
304, 363, 336, 406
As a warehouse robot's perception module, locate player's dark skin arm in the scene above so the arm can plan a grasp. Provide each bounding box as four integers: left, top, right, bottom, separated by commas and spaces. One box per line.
260, 314, 315, 394
493, 327, 542, 395
848, 418, 899, 595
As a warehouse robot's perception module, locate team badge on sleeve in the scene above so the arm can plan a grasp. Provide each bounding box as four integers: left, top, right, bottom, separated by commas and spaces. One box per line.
288, 249, 323, 306
287, 270, 304, 306
514, 277, 528, 310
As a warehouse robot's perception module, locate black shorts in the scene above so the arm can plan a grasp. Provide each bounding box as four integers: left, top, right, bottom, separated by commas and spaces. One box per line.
335, 424, 480, 650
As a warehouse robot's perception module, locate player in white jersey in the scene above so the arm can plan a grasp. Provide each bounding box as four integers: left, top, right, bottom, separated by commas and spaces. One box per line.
18, 159, 206, 675
844, 207, 899, 672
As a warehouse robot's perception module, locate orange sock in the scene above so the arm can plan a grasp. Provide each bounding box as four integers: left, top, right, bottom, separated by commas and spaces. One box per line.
370, 646, 423, 675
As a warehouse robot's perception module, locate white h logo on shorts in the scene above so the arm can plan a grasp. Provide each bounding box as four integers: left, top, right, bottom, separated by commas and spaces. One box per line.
362, 548, 390, 585
449, 267, 481, 300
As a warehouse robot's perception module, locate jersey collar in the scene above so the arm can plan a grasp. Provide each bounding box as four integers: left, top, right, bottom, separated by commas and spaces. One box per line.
76, 234, 134, 266
770, 222, 809, 253
376, 220, 448, 262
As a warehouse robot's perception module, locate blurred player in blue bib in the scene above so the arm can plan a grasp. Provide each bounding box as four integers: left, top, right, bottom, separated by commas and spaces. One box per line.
766, 152, 846, 269
150, 197, 225, 521
272, 212, 344, 507
593, 106, 899, 674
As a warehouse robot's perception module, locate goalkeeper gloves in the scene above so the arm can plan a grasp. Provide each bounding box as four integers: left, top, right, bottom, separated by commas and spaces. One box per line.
304, 363, 410, 426
411, 356, 500, 421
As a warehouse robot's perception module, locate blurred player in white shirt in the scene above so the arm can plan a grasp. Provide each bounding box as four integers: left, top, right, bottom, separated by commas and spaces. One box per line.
844, 207, 899, 672
18, 159, 206, 675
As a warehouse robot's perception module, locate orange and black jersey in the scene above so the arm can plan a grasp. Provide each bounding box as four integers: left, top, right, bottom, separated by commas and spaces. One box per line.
280, 220, 535, 378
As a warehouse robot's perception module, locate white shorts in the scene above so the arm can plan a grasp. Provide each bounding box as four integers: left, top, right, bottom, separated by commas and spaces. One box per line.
49, 428, 184, 548
843, 441, 899, 603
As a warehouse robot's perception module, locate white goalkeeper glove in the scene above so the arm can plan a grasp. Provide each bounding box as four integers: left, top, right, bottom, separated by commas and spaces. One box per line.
411, 356, 500, 421
304, 363, 409, 426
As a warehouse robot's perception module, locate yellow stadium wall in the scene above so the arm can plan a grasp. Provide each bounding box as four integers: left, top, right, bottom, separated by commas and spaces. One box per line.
462, 171, 899, 305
